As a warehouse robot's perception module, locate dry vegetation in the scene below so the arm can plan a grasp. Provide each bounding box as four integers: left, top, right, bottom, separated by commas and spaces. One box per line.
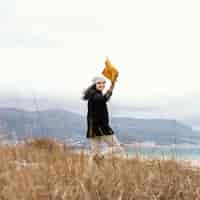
0, 137, 200, 200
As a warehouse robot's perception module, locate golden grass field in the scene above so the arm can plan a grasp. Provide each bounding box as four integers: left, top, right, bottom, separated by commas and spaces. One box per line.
0, 137, 200, 200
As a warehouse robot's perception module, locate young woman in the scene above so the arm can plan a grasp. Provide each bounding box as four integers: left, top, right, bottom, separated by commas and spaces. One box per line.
82, 75, 125, 159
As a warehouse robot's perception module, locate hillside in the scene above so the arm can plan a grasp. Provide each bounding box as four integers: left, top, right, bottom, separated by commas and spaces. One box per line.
0, 108, 200, 145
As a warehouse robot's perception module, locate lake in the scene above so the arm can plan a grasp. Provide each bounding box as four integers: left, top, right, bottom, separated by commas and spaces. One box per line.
125, 143, 200, 160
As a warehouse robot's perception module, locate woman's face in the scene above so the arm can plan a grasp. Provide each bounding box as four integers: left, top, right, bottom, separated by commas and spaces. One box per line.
95, 80, 106, 92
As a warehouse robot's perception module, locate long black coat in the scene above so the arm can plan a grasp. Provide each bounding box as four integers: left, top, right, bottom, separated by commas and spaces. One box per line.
86, 88, 115, 138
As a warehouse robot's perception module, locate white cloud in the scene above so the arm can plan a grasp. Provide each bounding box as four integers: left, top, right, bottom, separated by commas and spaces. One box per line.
0, 0, 200, 111
0, 0, 58, 47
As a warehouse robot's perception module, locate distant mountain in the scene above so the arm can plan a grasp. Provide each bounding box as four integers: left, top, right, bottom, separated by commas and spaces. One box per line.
111, 117, 200, 144
0, 108, 84, 142
180, 117, 200, 131
0, 107, 200, 145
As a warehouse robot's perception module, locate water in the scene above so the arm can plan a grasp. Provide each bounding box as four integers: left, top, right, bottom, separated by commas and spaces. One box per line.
125, 144, 200, 160
5, 138, 200, 161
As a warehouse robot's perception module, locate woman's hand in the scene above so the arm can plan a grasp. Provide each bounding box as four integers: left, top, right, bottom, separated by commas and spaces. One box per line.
109, 78, 117, 91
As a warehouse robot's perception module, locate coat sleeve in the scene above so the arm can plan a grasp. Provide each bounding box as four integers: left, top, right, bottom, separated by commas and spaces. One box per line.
103, 90, 113, 102
87, 117, 94, 137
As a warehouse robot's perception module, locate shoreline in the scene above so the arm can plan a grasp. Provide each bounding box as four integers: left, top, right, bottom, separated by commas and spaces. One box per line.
74, 147, 200, 169
2, 139, 200, 169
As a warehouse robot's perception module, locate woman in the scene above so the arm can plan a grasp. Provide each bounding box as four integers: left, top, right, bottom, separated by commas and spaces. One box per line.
82, 75, 125, 159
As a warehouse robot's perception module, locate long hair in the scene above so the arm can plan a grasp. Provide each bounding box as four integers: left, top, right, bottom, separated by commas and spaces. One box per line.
82, 83, 97, 100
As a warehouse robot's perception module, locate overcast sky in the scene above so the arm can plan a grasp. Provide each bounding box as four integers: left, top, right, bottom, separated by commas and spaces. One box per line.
0, 0, 200, 112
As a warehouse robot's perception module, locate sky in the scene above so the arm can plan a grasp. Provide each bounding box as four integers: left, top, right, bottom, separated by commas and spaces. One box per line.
0, 0, 200, 113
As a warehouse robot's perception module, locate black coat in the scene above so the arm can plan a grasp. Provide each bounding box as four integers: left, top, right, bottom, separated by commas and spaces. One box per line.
86, 88, 115, 138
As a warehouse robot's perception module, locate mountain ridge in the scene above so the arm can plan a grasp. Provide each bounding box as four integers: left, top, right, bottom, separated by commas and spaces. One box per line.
0, 107, 199, 145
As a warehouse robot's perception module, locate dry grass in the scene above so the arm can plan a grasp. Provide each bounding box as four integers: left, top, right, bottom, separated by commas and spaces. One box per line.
0, 137, 200, 200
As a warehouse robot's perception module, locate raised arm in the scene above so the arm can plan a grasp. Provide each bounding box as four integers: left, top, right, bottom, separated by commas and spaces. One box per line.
103, 80, 116, 102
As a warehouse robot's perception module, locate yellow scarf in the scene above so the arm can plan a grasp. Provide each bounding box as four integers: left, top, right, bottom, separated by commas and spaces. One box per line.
102, 57, 119, 82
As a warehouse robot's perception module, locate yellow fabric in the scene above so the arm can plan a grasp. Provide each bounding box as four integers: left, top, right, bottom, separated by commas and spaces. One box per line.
102, 57, 119, 82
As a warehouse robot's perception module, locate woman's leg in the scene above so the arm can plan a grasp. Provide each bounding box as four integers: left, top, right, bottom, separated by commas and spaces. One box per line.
101, 134, 126, 156
88, 136, 104, 166
88, 137, 101, 155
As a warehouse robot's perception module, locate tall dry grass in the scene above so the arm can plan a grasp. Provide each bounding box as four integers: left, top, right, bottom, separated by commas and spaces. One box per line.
0, 137, 200, 199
